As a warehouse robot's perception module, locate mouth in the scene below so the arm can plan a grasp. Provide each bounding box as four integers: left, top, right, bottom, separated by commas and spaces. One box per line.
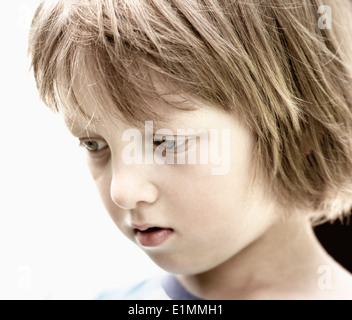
133, 225, 173, 247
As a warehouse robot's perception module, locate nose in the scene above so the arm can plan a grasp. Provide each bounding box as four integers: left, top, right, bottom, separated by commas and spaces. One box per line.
110, 165, 159, 210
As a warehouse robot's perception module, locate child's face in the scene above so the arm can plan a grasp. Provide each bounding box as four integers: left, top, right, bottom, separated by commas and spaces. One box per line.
64, 76, 279, 275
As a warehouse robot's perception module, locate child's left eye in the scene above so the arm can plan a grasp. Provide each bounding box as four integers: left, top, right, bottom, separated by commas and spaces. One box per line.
79, 139, 108, 152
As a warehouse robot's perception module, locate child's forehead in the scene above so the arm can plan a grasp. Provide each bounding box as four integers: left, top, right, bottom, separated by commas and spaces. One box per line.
61, 90, 221, 138
64, 66, 203, 132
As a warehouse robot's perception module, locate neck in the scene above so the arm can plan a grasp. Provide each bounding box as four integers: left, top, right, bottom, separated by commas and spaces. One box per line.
177, 216, 334, 299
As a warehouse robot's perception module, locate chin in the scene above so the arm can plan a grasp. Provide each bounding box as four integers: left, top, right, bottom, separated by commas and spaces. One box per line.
146, 251, 218, 276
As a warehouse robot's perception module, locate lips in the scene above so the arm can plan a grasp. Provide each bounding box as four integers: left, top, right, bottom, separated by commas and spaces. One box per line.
133, 225, 173, 247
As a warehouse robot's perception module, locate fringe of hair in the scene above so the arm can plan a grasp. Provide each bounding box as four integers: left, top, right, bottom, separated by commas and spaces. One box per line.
28, 0, 352, 222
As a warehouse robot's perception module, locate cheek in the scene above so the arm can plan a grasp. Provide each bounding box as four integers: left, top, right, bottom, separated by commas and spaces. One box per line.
163, 137, 263, 243
96, 177, 126, 227
86, 156, 109, 180
163, 170, 250, 239
86, 160, 125, 225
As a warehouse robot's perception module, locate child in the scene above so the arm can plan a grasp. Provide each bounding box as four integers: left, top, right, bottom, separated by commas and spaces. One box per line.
28, 0, 352, 299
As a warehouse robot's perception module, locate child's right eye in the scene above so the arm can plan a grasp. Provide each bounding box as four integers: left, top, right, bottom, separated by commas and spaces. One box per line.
153, 137, 187, 151
79, 139, 108, 152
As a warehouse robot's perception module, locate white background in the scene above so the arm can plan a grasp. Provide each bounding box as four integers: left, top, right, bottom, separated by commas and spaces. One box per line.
0, 1, 161, 299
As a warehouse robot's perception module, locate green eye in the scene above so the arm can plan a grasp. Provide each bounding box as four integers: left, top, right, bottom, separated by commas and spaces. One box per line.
154, 137, 187, 150
161, 139, 185, 149
79, 140, 108, 152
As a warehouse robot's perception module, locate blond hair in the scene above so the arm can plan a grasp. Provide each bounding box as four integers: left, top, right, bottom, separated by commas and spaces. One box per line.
28, 0, 352, 222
